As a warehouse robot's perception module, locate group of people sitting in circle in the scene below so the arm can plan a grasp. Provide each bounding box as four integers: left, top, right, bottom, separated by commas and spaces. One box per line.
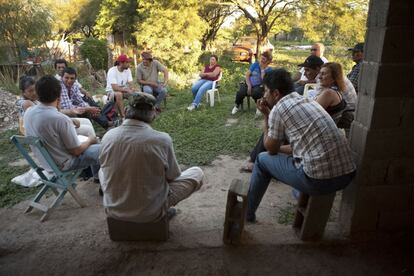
16, 41, 363, 226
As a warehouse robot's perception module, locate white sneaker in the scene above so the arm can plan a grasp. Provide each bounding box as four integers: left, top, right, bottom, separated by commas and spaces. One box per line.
231, 106, 239, 115
187, 104, 196, 111
255, 109, 262, 118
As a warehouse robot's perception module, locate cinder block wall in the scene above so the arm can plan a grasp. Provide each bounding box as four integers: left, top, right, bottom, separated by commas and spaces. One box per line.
339, 0, 414, 234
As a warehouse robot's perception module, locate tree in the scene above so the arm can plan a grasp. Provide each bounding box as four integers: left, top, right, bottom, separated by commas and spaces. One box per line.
299, 0, 368, 45
0, 0, 52, 61
95, 0, 142, 45
71, 0, 102, 37
135, 0, 207, 74
199, 2, 235, 50
228, 0, 301, 59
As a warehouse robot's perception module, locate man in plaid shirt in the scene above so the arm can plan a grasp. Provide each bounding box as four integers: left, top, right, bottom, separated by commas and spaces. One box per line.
347, 43, 364, 94
59, 67, 110, 129
247, 69, 356, 223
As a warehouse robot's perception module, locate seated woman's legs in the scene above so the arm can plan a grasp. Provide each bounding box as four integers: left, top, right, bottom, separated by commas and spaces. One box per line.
191, 80, 213, 107
191, 79, 208, 99
232, 82, 248, 114
251, 85, 264, 102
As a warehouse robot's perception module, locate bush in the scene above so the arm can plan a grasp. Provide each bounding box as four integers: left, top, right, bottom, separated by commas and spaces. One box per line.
79, 38, 108, 71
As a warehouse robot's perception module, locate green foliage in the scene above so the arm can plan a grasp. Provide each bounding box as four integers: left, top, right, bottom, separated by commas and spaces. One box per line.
0, 0, 52, 61
0, 129, 38, 207
79, 38, 108, 70
95, 0, 141, 44
299, 0, 368, 46
135, 0, 207, 74
0, 67, 20, 95
70, 0, 102, 37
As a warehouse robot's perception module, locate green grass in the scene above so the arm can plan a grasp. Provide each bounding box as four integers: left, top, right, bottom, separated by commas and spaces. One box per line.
0, 129, 39, 207
0, 46, 353, 207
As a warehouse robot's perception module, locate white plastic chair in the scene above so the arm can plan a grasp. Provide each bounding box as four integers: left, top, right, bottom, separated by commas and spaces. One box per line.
206, 72, 223, 107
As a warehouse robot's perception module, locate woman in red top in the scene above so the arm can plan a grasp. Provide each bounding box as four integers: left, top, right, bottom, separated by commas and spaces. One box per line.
187, 55, 221, 111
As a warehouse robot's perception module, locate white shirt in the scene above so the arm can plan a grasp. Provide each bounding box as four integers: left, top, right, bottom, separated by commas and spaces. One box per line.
105, 66, 133, 93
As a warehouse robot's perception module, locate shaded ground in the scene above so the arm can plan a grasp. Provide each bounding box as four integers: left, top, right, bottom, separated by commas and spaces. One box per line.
0, 155, 413, 275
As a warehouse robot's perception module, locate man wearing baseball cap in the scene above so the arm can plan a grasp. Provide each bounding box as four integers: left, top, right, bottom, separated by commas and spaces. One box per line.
99, 92, 204, 224
136, 51, 169, 109
294, 55, 324, 95
105, 54, 136, 118
347, 42, 364, 93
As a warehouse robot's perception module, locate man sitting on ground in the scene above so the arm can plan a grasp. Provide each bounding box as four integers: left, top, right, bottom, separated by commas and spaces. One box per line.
99, 92, 204, 223
24, 75, 100, 180
106, 54, 136, 118
347, 43, 364, 94
136, 51, 169, 109
246, 69, 356, 222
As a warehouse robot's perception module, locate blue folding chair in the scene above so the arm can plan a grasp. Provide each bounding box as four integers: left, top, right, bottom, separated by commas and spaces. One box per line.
11, 135, 86, 222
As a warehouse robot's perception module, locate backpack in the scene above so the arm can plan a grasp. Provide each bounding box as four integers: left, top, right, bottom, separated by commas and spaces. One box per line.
101, 101, 118, 122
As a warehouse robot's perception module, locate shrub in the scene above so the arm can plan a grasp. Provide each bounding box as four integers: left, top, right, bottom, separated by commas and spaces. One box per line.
79, 38, 108, 71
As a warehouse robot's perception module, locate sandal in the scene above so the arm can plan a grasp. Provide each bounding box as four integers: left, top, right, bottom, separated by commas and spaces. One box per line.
239, 162, 254, 173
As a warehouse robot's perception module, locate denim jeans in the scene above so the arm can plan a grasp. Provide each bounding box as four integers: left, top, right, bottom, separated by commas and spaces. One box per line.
247, 152, 355, 221
142, 85, 167, 107
68, 144, 101, 178
191, 79, 213, 106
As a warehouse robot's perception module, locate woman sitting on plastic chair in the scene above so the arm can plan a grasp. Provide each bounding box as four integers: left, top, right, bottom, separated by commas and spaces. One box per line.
187, 55, 221, 111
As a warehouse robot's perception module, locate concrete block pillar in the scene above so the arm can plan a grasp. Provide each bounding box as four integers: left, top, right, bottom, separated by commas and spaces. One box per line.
339, 0, 414, 235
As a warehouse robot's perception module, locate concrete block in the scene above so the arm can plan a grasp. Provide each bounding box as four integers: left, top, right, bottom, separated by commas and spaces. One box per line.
364, 27, 386, 63
354, 96, 375, 129
349, 122, 369, 157
356, 159, 390, 187
364, 129, 406, 159
381, 27, 414, 63
358, 62, 379, 98
349, 187, 379, 232
387, 0, 414, 27
373, 64, 414, 98
366, 0, 389, 28
370, 97, 404, 129
400, 98, 414, 129
378, 210, 414, 231
375, 185, 412, 211
386, 159, 414, 186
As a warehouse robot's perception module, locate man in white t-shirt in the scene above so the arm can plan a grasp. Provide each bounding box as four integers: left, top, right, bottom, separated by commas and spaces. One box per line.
106, 54, 136, 118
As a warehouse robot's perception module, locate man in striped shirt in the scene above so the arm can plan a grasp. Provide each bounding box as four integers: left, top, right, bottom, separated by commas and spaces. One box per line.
247, 69, 356, 223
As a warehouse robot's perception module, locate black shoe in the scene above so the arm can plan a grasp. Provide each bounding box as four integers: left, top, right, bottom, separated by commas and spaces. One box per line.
98, 187, 103, 197
167, 208, 177, 220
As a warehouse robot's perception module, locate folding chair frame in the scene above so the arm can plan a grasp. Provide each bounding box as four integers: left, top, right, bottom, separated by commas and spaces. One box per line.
11, 135, 86, 222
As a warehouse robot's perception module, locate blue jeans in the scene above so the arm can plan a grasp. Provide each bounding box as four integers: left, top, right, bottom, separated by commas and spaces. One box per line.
191, 79, 213, 106
142, 85, 167, 107
247, 152, 355, 221
68, 144, 100, 178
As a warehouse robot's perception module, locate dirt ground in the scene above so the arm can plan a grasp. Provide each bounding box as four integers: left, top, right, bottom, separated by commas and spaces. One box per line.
0, 155, 413, 275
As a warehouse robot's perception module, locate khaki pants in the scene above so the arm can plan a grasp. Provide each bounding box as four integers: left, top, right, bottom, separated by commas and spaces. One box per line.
168, 166, 204, 207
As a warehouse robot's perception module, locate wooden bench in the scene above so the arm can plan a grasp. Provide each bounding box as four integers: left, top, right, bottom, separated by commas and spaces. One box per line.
107, 215, 169, 242
293, 192, 336, 241
223, 179, 249, 245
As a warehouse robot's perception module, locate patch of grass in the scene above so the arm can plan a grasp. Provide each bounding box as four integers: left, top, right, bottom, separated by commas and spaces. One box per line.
276, 202, 296, 225
0, 129, 39, 207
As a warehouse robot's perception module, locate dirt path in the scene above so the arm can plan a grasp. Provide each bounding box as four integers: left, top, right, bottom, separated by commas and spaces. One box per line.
0, 155, 412, 275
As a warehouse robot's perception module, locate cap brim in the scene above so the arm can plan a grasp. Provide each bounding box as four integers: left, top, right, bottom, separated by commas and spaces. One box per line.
298, 62, 308, 67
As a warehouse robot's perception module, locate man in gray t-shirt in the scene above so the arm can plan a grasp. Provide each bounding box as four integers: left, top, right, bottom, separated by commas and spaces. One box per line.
136, 51, 169, 108
24, 75, 100, 179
